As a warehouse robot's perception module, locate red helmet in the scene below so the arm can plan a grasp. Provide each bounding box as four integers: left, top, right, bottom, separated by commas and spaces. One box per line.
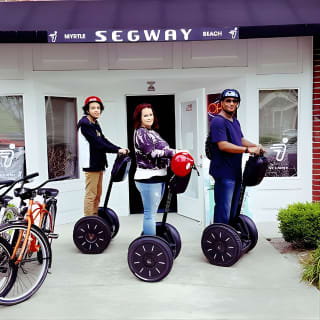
171, 152, 194, 177
84, 96, 102, 105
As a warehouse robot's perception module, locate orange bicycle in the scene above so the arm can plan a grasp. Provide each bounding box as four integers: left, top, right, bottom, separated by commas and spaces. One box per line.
0, 173, 65, 305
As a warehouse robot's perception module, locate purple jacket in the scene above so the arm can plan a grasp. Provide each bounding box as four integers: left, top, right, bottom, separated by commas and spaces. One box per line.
134, 127, 175, 170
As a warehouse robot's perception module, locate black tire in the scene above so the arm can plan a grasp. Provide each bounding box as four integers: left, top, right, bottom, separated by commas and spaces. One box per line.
103, 208, 120, 239
0, 223, 51, 306
0, 237, 17, 298
156, 222, 181, 259
232, 214, 258, 251
128, 236, 174, 282
201, 223, 242, 267
42, 200, 57, 235
73, 216, 112, 254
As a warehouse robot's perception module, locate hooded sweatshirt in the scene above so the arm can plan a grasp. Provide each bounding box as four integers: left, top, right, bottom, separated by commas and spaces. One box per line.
77, 116, 120, 172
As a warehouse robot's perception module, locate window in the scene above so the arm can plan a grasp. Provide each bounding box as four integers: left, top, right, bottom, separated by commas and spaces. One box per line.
45, 96, 78, 179
259, 89, 298, 177
0, 95, 25, 180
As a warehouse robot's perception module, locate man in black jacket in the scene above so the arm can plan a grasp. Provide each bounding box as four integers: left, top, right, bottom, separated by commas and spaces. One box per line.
77, 96, 128, 216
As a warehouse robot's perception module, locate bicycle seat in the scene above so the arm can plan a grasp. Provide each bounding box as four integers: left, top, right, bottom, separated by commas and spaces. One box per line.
37, 188, 59, 198
0, 195, 13, 206
0, 180, 14, 186
14, 187, 33, 200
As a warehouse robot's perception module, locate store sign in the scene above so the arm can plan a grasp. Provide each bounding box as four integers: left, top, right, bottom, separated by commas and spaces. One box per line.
48, 27, 239, 43
0, 147, 24, 180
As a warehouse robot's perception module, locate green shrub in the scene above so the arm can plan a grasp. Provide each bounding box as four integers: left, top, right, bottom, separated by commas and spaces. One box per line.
277, 202, 320, 249
301, 245, 320, 289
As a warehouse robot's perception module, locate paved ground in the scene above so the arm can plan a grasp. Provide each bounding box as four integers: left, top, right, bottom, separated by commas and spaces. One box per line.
0, 214, 319, 320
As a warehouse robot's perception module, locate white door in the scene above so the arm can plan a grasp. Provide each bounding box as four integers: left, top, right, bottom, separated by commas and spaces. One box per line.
175, 89, 207, 223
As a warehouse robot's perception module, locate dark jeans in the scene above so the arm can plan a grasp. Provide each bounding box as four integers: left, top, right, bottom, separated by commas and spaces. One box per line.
213, 178, 242, 224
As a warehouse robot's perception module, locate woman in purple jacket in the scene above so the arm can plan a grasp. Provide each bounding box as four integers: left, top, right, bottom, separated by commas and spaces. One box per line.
133, 103, 176, 235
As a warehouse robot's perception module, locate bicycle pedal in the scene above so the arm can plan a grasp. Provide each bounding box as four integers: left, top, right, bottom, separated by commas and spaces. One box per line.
48, 233, 59, 239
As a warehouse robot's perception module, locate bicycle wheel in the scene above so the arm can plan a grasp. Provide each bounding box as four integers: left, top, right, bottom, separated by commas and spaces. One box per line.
1, 206, 19, 224
0, 223, 51, 306
0, 237, 17, 298
0, 207, 20, 243
42, 200, 57, 234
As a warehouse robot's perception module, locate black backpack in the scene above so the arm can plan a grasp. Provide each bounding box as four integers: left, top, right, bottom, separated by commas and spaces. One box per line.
205, 130, 213, 160
205, 122, 231, 160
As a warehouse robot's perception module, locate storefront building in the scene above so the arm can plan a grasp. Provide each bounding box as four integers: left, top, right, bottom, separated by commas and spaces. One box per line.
0, 1, 319, 225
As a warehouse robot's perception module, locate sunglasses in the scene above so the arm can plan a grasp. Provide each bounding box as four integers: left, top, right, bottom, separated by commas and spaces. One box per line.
224, 99, 239, 103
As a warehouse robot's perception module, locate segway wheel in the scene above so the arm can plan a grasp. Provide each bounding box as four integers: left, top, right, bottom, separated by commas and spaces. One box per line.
106, 208, 120, 238
201, 223, 242, 267
127, 236, 173, 282
232, 214, 258, 251
98, 208, 120, 239
156, 222, 181, 259
73, 216, 112, 254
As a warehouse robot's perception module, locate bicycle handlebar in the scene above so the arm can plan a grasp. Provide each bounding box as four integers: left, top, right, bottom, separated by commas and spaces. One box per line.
0, 172, 39, 197
30, 175, 72, 191
24, 172, 39, 181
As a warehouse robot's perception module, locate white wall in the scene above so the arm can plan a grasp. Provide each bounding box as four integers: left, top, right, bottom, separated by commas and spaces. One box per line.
0, 37, 313, 223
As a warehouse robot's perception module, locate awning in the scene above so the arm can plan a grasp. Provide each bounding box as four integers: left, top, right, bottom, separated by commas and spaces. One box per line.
0, 0, 319, 43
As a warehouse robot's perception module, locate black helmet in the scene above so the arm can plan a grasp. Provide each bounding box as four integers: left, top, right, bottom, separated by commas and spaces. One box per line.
220, 89, 241, 102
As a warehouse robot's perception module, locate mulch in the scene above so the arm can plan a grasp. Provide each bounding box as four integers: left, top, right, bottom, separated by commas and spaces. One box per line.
266, 237, 311, 263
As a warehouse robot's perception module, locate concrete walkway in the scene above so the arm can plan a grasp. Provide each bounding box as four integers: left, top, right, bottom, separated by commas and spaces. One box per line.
1, 214, 319, 320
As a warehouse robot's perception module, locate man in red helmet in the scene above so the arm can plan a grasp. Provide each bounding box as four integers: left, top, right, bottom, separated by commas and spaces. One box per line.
77, 96, 128, 216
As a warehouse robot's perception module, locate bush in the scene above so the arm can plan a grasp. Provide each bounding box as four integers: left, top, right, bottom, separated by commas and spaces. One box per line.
277, 202, 320, 249
301, 245, 320, 289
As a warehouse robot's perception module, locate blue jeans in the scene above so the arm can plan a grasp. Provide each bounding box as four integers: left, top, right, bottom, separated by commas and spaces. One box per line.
213, 178, 242, 224
135, 181, 166, 236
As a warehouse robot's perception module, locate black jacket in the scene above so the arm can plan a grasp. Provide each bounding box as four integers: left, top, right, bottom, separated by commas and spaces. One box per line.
77, 116, 120, 172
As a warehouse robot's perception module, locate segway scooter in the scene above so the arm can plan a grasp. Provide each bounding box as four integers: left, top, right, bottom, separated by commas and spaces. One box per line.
201, 151, 268, 267
127, 152, 198, 282
73, 154, 131, 254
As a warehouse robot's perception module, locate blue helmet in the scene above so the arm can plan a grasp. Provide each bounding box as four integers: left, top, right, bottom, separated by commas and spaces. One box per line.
220, 89, 241, 102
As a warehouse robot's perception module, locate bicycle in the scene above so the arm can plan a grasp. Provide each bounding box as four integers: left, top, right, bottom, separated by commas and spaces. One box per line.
0, 173, 66, 305
0, 180, 20, 225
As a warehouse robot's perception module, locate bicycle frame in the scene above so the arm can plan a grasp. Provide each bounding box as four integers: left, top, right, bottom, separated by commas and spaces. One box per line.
10, 197, 53, 264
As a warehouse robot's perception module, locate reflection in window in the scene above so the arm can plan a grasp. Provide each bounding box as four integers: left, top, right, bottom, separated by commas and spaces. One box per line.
259, 89, 298, 177
0, 96, 25, 180
45, 97, 78, 179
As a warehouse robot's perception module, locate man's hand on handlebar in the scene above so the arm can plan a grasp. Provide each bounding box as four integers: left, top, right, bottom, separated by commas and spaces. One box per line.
248, 144, 266, 156
118, 148, 130, 155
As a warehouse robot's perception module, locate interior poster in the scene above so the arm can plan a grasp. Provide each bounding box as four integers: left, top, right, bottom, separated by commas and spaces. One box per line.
207, 93, 222, 130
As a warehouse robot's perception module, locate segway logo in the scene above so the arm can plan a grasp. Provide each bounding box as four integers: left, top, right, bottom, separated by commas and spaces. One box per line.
270, 144, 287, 162
229, 27, 238, 40
0, 149, 14, 168
49, 31, 58, 43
